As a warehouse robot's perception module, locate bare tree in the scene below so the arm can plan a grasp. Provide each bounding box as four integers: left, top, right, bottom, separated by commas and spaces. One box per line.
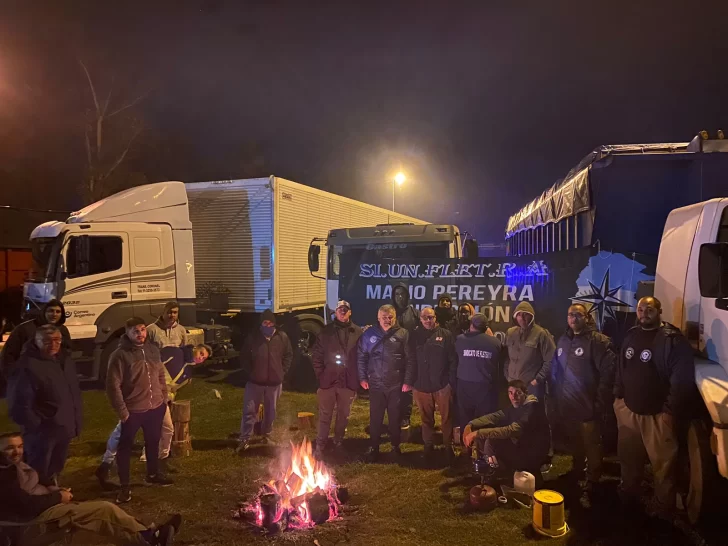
79, 60, 148, 204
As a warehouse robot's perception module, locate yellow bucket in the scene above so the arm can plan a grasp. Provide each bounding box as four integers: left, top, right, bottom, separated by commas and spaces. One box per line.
532, 489, 569, 538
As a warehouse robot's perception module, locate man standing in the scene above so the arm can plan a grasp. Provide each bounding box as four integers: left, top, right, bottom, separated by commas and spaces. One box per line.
358, 304, 414, 462
391, 284, 418, 430
1, 299, 71, 379
107, 318, 172, 504
146, 301, 189, 349
504, 302, 555, 400
550, 303, 616, 493
0, 432, 181, 546
463, 380, 550, 481
434, 295, 457, 333
312, 300, 362, 458
455, 314, 503, 430
7, 325, 82, 486
236, 310, 293, 453
408, 307, 458, 464
614, 296, 696, 514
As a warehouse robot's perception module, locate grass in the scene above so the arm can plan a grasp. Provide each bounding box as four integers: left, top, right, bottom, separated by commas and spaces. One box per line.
0, 368, 715, 546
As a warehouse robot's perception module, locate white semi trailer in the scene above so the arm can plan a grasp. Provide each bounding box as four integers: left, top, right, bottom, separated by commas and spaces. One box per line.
23, 176, 427, 382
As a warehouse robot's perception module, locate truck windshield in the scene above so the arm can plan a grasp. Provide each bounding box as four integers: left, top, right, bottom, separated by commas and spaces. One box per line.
28, 236, 61, 282
328, 242, 450, 280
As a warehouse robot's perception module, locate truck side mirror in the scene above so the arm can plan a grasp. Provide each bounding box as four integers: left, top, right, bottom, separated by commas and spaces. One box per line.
308, 244, 321, 273
464, 239, 479, 259
698, 242, 728, 298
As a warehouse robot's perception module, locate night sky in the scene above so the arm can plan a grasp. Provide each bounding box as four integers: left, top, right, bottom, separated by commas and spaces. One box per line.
1, 0, 727, 243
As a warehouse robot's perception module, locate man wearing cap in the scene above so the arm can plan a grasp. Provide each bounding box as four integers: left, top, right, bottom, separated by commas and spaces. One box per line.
408, 307, 458, 464
454, 313, 503, 433
236, 309, 293, 453
312, 301, 362, 458
504, 302, 555, 401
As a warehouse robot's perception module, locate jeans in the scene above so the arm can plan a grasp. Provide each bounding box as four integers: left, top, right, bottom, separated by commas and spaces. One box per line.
24, 426, 71, 485
239, 382, 282, 441
103, 405, 173, 464
316, 387, 356, 447
369, 387, 402, 450
116, 403, 166, 486
400, 389, 413, 426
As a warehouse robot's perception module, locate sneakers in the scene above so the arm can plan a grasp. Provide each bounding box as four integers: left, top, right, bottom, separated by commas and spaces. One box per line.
95, 462, 120, 491
235, 440, 250, 455
400, 419, 411, 430
145, 474, 174, 487
116, 486, 132, 504
365, 447, 379, 463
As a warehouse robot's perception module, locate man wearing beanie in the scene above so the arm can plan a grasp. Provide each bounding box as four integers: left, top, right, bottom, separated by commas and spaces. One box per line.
236, 309, 293, 453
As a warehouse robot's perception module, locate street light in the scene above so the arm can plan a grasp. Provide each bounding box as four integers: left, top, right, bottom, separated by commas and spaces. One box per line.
392, 172, 406, 211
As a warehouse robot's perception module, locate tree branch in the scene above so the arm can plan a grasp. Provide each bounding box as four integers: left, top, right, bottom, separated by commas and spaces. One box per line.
107, 90, 149, 118
79, 60, 100, 115
102, 127, 142, 180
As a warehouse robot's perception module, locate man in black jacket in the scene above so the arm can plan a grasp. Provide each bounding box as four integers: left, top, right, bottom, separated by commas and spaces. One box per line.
463, 380, 550, 479
408, 307, 458, 463
0, 432, 180, 546
236, 309, 293, 453
1, 299, 71, 379
434, 295, 457, 333
7, 325, 82, 486
454, 314, 503, 429
358, 304, 414, 462
392, 284, 418, 430
550, 304, 616, 490
613, 296, 696, 513
313, 300, 362, 458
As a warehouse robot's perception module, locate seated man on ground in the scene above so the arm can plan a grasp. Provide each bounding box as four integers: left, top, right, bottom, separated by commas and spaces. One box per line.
0, 432, 180, 546
463, 380, 550, 480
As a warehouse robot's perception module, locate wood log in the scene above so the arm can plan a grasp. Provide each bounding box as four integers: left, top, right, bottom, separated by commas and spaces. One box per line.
297, 412, 315, 430
171, 400, 192, 457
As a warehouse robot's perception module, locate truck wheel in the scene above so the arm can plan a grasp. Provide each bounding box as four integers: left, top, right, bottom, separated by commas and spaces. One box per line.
98, 336, 120, 388
297, 320, 322, 358
685, 418, 717, 524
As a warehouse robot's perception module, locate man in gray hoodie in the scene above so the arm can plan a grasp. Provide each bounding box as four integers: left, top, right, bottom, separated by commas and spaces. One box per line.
504, 302, 555, 401
106, 317, 172, 504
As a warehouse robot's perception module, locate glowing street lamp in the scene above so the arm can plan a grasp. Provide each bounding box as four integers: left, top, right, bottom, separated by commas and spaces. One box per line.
392, 172, 406, 211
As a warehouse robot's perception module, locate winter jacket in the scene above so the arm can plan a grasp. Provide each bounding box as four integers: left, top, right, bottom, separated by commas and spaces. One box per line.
614, 322, 698, 418
0, 455, 62, 523
146, 321, 189, 349
455, 331, 503, 387
106, 336, 167, 422
550, 328, 616, 422
434, 296, 457, 333
312, 320, 362, 391
243, 328, 293, 387
504, 302, 555, 385
8, 342, 82, 439
392, 283, 419, 332
469, 395, 550, 458
1, 301, 71, 377
357, 324, 414, 391
407, 325, 458, 393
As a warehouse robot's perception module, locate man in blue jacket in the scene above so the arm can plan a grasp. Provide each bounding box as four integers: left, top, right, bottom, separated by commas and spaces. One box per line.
357, 304, 414, 462
7, 325, 82, 486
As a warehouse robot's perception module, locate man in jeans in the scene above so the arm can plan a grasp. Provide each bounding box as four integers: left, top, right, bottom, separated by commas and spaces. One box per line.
106, 318, 172, 504
312, 300, 362, 459
408, 307, 458, 465
236, 310, 293, 453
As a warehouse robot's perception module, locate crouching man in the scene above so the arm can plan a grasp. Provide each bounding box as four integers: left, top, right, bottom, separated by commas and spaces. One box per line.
0, 432, 181, 546
463, 380, 550, 481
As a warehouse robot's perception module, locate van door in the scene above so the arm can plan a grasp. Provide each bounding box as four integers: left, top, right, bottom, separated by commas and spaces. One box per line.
60, 232, 131, 341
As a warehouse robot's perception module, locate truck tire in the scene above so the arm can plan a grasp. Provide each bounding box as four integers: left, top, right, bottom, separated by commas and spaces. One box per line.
685, 418, 717, 524
98, 336, 120, 388
285, 317, 322, 393
297, 319, 322, 358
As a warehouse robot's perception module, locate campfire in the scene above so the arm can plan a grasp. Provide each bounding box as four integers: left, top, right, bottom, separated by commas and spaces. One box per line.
241, 437, 344, 533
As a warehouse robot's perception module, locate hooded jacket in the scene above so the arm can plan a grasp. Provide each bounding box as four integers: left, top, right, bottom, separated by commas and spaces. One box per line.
407, 325, 458, 393
8, 341, 82, 438
146, 320, 189, 349
450, 302, 476, 337
357, 324, 414, 391
312, 319, 362, 390
106, 336, 167, 422
243, 318, 293, 387
614, 322, 698, 418
0, 454, 62, 523
1, 300, 71, 377
434, 296, 457, 332
455, 331, 503, 387
550, 326, 616, 422
392, 283, 419, 332
504, 302, 555, 384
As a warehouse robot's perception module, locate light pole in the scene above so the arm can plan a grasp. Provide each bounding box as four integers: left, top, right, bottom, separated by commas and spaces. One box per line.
393, 172, 406, 211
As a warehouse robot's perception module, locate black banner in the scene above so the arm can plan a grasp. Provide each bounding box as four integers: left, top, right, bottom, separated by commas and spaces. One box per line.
339, 248, 656, 344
